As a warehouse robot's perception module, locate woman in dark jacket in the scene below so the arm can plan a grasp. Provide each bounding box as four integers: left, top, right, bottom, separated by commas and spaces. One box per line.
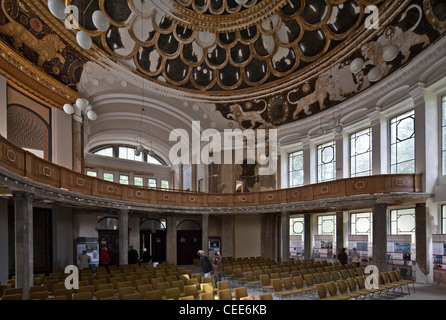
338, 247, 348, 265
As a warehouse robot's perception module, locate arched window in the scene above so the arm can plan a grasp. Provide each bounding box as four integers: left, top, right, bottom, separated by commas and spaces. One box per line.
177, 219, 202, 230
140, 219, 166, 231
94, 147, 113, 157
97, 217, 119, 230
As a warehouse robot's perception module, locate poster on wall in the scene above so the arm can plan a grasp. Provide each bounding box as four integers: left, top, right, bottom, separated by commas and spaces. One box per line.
208, 239, 220, 256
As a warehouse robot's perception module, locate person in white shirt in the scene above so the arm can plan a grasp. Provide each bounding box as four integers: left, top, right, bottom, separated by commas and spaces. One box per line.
351, 247, 361, 267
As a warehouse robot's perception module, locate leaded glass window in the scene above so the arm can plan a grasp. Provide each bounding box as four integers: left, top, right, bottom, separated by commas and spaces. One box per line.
289, 150, 304, 187
390, 110, 415, 173
390, 208, 415, 240
317, 215, 336, 235
318, 141, 336, 182
351, 128, 372, 177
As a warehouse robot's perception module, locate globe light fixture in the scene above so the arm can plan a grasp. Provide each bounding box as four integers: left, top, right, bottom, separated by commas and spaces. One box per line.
87, 109, 98, 121
349, 57, 364, 74
76, 31, 93, 50
75, 98, 88, 112
383, 44, 400, 62
92, 10, 110, 32
63, 103, 75, 115
368, 66, 383, 82
48, 0, 67, 20
235, 0, 249, 4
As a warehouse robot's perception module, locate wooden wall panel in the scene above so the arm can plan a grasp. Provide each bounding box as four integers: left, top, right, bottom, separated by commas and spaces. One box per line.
25, 152, 60, 188
60, 167, 92, 195
0, 136, 25, 176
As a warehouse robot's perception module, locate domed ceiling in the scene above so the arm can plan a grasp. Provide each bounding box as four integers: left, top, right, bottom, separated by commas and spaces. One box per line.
0, 0, 445, 132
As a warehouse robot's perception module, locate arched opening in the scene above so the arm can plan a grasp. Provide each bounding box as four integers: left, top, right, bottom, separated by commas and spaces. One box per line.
97, 217, 119, 266
177, 219, 202, 265
140, 219, 166, 264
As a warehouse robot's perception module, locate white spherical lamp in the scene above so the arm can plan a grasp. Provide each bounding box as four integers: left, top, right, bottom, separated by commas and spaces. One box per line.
75, 98, 88, 112
368, 66, 383, 82
235, 0, 248, 4
92, 10, 110, 32
134, 149, 141, 156
335, 124, 344, 134
76, 31, 93, 50
137, 144, 144, 152
87, 110, 97, 121
63, 103, 75, 115
148, 149, 156, 157
48, 0, 67, 20
317, 127, 325, 136
328, 118, 338, 128
383, 44, 399, 62
350, 57, 364, 74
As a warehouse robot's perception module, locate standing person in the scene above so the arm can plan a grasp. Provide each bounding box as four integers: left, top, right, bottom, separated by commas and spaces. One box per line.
99, 247, 110, 272
212, 251, 222, 288
351, 247, 361, 267
140, 248, 151, 263
128, 245, 139, 265
108, 243, 117, 266
78, 250, 90, 270
198, 250, 212, 278
338, 247, 348, 266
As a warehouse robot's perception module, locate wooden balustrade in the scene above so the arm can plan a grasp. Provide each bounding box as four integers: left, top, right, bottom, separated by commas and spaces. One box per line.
0, 134, 423, 209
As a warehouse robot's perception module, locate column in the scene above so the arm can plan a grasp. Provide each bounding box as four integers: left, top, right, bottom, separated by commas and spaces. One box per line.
13, 191, 34, 300
280, 211, 290, 262
335, 211, 345, 255
335, 132, 347, 179
304, 213, 313, 260
52, 205, 74, 271
72, 115, 83, 173
415, 203, 430, 283
369, 109, 387, 175
372, 203, 387, 274
202, 214, 209, 255
166, 215, 177, 264
119, 210, 129, 266
0, 198, 9, 284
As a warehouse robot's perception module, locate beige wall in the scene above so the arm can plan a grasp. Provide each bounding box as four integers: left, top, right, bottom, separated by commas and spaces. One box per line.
234, 215, 261, 258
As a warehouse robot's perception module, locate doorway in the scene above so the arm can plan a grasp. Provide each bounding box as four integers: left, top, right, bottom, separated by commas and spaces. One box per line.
177, 220, 202, 265
140, 219, 166, 264
97, 217, 120, 266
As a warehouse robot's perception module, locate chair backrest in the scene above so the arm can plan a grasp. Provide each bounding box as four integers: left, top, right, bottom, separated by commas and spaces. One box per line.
118, 287, 135, 300
4, 288, 23, 296
172, 280, 184, 293
29, 285, 47, 293
381, 272, 390, 284
340, 270, 350, 279
123, 292, 142, 300
137, 284, 153, 296
47, 295, 67, 300
326, 282, 338, 297
313, 273, 324, 284
202, 276, 213, 283
165, 287, 181, 300
117, 281, 132, 290
331, 271, 341, 281
184, 284, 198, 298
29, 291, 49, 300
293, 276, 304, 289
73, 291, 92, 300
97, 283, 114, 291
316, 284, 328, 299
258, 293, 273, 300
303, 274, 314, 287
337, 280, 348, 294
234, 287, 248, 300
348, 269, 357, 278
200, 283, 214, 294
199, 292, 215, 300
388, 271, 398, 283
217, 289, 233, 300
1, 293, 22, 300
53, 288, 73, 300
283, 278, 293, 290
260, 274, 270, 286
145, 289, 162, 300
96, 289, 115, 300
217, 281, 229, 291
135, 279, 149, 287
322, 272, 331, 282
347, 278, 358, 292
179, 295, 194, 300
271, 279, 283, 293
